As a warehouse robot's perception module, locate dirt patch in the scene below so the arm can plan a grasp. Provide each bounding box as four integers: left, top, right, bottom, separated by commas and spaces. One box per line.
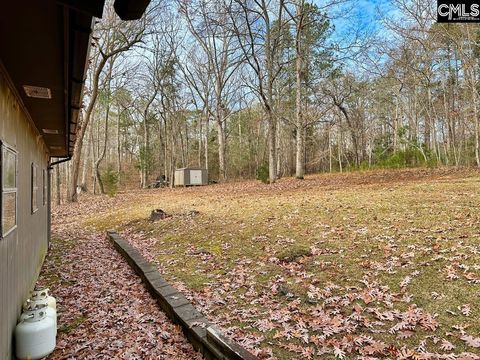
276, 245, 312, 263
149, 208, 171, 221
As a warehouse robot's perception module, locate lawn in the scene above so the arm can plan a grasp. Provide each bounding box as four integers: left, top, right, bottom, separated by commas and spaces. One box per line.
74, 168, 480, 359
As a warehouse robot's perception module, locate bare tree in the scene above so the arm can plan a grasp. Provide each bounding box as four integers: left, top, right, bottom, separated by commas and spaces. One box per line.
231, 0, 289, 183
180, 0, 244, 180
179, 48, 214, 170
68, 7, 147, 202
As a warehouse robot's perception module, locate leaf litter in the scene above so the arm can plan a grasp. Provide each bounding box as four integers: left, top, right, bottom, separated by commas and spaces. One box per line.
45, 168, 480, 359
37, 205, 200, 359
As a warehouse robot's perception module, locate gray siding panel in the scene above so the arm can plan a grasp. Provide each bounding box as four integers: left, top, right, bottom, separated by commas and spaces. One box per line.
0, 66, 49, 359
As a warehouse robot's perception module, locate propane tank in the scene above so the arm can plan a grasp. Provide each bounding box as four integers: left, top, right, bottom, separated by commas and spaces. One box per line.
15, 305, 56, 360
30, 287, 56, 310
22, 300, 57, 333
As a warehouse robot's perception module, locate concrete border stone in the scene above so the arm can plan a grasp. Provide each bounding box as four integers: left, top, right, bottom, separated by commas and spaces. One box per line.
107, 230, 259, 360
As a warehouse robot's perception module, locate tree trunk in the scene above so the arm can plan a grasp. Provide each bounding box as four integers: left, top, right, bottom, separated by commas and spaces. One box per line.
117, 105, 122, 183
69, 56, 107, 202
393, 96, 399, 152
295, 125, 305, 179
472, 68, 480, 167
142, 114, 149, 188
328, 125, 332, 173
267, 111, 277, 183
216, 118, 226, 180
295, 0, 305, 179
204, 111, 209, 171
169, 125, 176, 188
198, 111, 203, 167
337, 111, 343, 172
80, 122, 93, 190
424, 98, 431, 152
94, 98, 110, 194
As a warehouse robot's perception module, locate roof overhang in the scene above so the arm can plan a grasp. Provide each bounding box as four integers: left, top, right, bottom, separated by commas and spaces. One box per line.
0, 0, 150, 158
0, 1, 100, 157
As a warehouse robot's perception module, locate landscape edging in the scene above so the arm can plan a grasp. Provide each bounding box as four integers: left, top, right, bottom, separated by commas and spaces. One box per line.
107, 230, 259, 360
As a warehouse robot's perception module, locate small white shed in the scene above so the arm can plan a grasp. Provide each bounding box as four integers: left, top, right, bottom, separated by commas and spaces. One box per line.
174, 167, 208, 186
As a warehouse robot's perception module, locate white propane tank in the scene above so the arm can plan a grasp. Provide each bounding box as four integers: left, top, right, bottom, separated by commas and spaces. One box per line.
22, 300, 57, 333
31, 287, 56, 310
15, 305, 56, 360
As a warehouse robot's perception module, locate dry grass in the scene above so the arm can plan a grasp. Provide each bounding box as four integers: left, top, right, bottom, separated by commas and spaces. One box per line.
66, 167, 480, 359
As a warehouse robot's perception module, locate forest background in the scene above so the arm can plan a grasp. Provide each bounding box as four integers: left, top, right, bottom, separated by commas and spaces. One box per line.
52, 0, 480, 203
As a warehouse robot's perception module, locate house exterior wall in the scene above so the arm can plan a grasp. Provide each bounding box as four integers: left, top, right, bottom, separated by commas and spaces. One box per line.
0, 66, 49, 359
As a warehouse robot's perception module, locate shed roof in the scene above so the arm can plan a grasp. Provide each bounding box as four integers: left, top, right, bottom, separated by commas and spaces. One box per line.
176, 167, 208, 171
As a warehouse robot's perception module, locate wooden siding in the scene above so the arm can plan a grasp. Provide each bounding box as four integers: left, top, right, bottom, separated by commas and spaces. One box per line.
0, 65, 49, 359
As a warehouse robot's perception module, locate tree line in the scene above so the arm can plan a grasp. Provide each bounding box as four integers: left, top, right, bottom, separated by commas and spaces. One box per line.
51, 0, 479, 203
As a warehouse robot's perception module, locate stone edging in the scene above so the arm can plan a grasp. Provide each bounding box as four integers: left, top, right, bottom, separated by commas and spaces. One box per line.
107, 231, 259, 360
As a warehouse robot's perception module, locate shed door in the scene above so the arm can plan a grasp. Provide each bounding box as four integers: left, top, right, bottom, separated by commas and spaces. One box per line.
190, 170, 202, 185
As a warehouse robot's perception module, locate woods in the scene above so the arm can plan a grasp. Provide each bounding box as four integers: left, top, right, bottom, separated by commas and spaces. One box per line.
14, 1, 480, 358
56, 0, 479, 202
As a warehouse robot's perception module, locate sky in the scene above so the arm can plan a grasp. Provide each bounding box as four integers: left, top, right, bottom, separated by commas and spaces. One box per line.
310, 0, 400, 72
316, 0, 398, 39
